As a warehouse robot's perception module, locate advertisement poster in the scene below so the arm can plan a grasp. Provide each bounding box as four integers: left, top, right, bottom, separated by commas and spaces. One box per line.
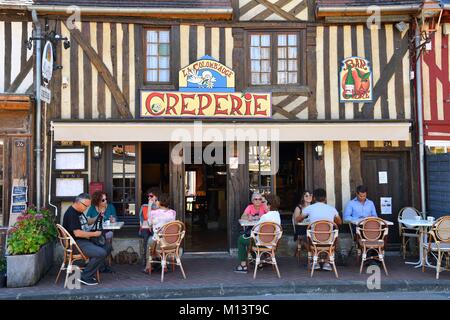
380, 197, 392, 215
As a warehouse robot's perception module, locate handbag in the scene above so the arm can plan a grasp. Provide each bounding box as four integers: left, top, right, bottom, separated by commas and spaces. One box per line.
90, 213, 106, 246
114, 246, 139, 265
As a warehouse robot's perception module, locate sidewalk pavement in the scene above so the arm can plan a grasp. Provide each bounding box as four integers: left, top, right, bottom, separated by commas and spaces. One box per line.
1, 254, 450, 300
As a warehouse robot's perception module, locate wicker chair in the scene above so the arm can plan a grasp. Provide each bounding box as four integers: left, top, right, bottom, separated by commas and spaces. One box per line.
356, 217, 389, 275
422, 216, 450, 279
306, 220, 339, 278
55, 224, 100, 288
249, 222, 283, 279
147, 220, 186, 282
398, 207, 421, 259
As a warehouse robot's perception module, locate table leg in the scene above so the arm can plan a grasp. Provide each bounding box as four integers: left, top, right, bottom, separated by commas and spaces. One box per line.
405, 226, 435, 269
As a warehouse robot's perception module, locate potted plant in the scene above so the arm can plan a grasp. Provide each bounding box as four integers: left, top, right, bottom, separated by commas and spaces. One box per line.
6, 207, 57, 287
0, 256, 6, 288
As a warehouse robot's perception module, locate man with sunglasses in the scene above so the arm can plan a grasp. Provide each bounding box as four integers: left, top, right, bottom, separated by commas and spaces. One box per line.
63, 193, 111, 286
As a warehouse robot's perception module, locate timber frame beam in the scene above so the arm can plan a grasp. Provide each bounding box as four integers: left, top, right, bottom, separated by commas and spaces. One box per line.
63, 21, 133, 119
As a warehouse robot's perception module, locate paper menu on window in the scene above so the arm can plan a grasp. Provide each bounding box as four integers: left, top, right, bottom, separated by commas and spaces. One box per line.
380, 197, 392, 215
378, 171, 388, 184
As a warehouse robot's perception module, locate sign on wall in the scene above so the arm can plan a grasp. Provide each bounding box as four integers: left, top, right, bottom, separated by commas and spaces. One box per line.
339, 57, 373, 103
9, 179, 27, 227
141, 56, 271, 118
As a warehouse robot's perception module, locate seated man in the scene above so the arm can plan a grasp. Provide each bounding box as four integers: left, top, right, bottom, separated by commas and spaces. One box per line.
343, 185, 377, 236
298, 188, 342, 271
62, 193, 112, 286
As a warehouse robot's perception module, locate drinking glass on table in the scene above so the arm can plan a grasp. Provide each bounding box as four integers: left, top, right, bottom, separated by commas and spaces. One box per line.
110, 215, 116, 224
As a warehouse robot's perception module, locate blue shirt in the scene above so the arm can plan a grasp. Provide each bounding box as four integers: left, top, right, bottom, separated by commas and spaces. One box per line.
343, 197, 377, 222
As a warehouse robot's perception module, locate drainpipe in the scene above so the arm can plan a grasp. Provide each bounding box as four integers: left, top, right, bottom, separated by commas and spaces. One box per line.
415, 27, 427, 215
32, 10, 42, 210
48, 123, 58, 218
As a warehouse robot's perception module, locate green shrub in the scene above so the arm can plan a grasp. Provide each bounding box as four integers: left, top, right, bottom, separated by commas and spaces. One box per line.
7, 207, 57, 255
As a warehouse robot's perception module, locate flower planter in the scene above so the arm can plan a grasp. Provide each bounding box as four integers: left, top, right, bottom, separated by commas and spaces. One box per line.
6, 242, 54, 288
0, 272, 6, 288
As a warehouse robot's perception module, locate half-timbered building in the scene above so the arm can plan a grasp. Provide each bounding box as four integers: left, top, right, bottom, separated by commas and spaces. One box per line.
0, 1, 34, 227
31, 0, 421, 253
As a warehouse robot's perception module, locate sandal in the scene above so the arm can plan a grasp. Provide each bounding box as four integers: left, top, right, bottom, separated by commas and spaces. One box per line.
234, 265, 248, 273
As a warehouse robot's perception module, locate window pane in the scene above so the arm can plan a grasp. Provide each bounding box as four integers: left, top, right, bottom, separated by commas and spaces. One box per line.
148, 44, 157, 55
261, 34, 271, 46
251, 73, 260, 85
113, 189, 124, 202
278, 60, 286, 71
261, 73, 270, 84
147, 31, 158, 43
251, 35, 260, 46
147, 56, 158, 68
159, 56, 169, 69
278, 72, 287, 84
159, 70, 170, 82
159, 44, 170, 56
288, 60, 297, 71
159, 31, 170, 43
278, 47, 286, 59
261, 60, 271, 72
288, 72, 297, 83
288, 47, 297, 59
278, 34, 287, 46
288, 34, 297, 46
147, 70, 158, 82
261, 48, 270, 59
251, 47, 260, 59
251, 60, 260, 72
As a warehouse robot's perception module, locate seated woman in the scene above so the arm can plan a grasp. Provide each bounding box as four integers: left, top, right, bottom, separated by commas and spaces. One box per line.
241, 191, 269, 221
144, 193, 176, 272
86, 191, 117, 243
293, 190, 313, 251
234, 194, 281, 273
139, 188, 160, 272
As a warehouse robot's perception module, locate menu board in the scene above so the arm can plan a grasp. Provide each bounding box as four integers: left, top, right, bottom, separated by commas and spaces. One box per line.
9, 179, 27, 226
55, 177, 85, 198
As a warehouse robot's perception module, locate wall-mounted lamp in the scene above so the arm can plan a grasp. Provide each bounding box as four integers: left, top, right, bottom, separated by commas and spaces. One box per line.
395, 21, 408, 32
314, 143, 324, 160
93, 143, 103, 159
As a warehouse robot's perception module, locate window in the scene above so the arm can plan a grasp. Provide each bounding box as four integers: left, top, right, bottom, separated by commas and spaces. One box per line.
110, 144, 137, 224
145, 29, 170, 83
249, 142, 272, 194
277, 34, 298, 84
249, 32, 300, 85
250, 34, 271, 85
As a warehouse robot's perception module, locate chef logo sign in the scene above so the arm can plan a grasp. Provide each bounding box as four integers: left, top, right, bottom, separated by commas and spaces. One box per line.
141, 56, 271, 118
339, 57, 373, 103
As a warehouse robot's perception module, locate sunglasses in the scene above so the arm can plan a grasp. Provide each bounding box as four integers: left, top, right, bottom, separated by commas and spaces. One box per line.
80, 201, 89, 208
254, 198, 262, 201
101, 198, 107, 202
148, 194, 155, 198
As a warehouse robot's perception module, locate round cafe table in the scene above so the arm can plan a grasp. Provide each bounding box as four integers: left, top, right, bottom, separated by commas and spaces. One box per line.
398, 218, 435, 269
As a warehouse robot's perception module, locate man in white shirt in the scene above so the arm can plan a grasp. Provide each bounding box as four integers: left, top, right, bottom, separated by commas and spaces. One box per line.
298, 188, 342, 271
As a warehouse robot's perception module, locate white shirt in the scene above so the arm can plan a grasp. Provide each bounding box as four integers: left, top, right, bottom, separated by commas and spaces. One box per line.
303, 202, 339, 223
257, 210, 281, 226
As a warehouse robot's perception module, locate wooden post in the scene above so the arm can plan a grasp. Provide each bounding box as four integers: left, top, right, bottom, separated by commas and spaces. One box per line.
169, 142, 185, 221
227, 141, 249, 250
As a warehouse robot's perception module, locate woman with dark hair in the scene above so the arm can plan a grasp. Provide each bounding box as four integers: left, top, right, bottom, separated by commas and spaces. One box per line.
292, 190, 313, 250
86, 191, 117, 223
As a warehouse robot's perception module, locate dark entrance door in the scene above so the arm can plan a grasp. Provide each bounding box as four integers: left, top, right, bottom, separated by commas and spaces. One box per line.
361, 152, 411, 245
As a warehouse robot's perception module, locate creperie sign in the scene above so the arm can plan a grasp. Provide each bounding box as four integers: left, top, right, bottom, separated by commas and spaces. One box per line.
140, 92, 271, 118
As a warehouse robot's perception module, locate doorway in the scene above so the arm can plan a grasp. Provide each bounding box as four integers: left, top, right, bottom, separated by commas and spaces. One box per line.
361, 151, 411, 244
184, 144, 228, 252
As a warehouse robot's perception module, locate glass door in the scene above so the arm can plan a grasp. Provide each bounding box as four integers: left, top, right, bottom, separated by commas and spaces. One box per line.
0, 139, 3, 226
109, 144, 138, 225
